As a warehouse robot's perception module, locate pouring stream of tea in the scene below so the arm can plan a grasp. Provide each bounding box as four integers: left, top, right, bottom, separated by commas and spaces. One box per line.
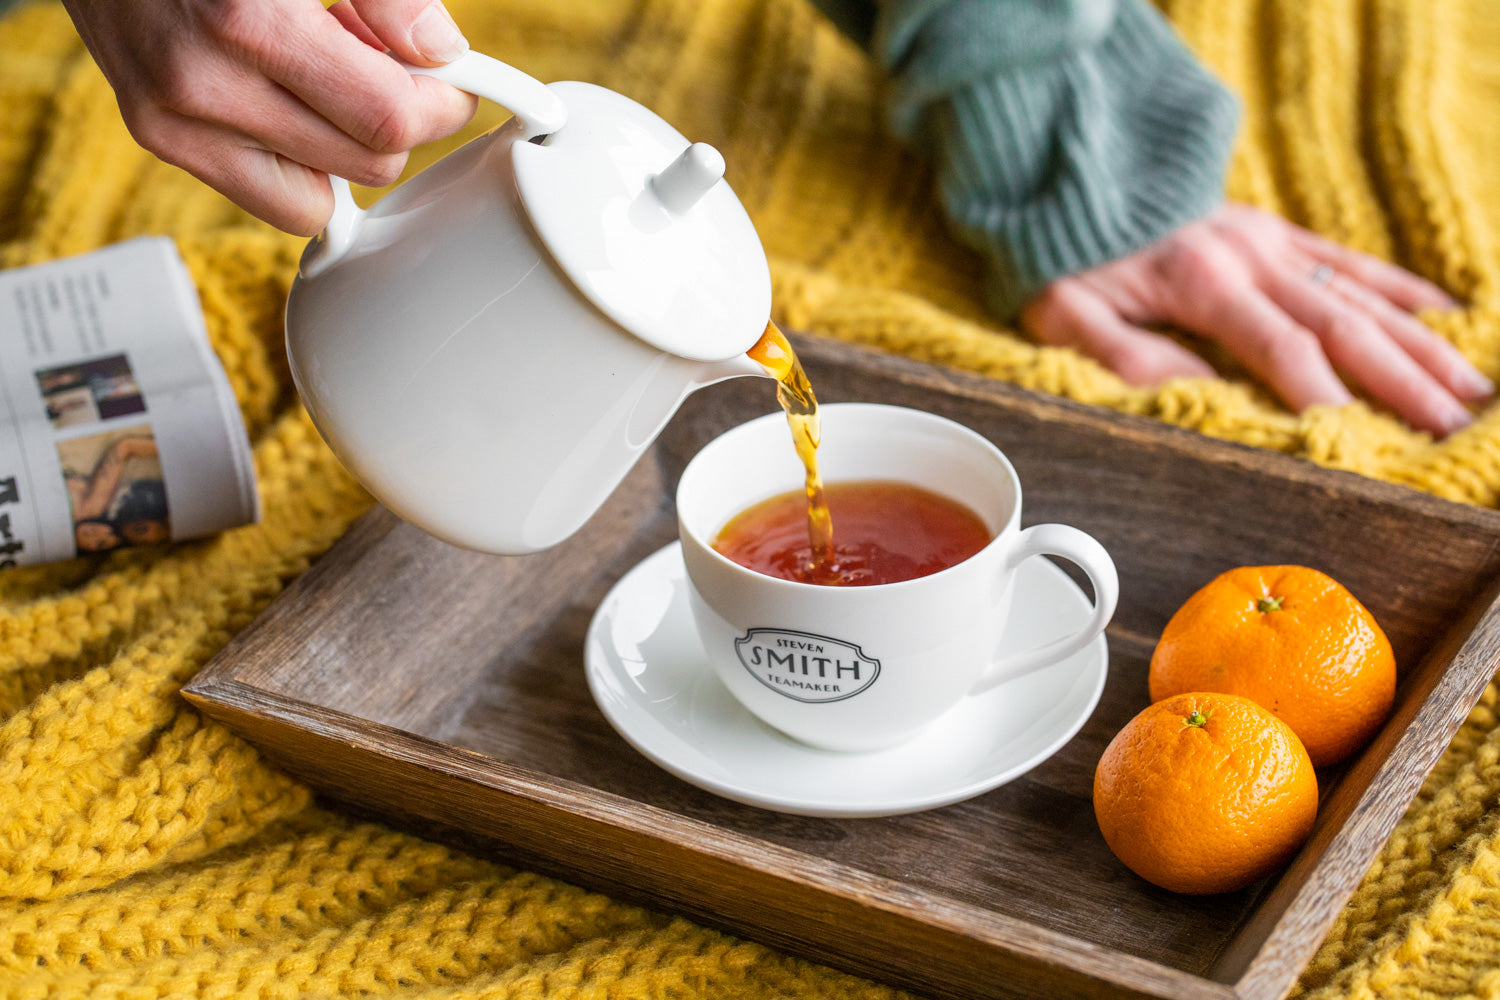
745, 322, 835, 576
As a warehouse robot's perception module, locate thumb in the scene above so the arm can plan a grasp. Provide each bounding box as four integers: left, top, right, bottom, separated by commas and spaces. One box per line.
350, 0, 469, 67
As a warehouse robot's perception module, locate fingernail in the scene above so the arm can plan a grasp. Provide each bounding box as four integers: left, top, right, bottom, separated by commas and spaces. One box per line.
1458, 369, 1495, 399
1439, 400, 1475, 436
412, 2, 468, 63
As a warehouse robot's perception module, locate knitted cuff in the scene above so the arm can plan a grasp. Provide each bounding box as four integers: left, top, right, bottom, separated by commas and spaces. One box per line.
880, 0, 1120, 134
886, 0, 1239, 319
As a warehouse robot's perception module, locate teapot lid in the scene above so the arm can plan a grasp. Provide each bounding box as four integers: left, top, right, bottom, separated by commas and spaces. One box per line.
511, 81, 771, 363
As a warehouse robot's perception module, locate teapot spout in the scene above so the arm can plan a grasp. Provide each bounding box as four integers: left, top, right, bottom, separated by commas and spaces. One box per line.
696, 351, 777, 387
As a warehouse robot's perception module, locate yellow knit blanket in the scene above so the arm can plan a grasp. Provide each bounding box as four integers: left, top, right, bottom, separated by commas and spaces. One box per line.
3, 1, 1499, 997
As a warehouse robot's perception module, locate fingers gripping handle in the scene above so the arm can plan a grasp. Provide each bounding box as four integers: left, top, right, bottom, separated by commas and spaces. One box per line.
973, 524, 1119, 694
412, 52, 566, 137
301, 51, 567, 278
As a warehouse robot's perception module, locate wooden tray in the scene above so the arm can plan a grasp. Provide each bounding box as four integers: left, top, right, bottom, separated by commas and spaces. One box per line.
184, 337, 1500, 1000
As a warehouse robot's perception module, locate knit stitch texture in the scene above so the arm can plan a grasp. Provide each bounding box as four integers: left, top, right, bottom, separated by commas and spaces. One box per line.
2, 1, 1500, 998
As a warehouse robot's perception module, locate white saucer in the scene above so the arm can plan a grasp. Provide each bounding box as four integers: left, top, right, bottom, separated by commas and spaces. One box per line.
584, 543, 1108, 818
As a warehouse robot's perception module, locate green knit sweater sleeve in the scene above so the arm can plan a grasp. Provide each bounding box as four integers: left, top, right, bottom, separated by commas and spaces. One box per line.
812, 0, 1239, 319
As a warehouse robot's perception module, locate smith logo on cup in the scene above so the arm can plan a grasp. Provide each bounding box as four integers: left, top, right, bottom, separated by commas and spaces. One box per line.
734, 628, 881, 703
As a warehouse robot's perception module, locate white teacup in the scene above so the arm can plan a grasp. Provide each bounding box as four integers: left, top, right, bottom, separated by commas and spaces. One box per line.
677, 403, 1118, 752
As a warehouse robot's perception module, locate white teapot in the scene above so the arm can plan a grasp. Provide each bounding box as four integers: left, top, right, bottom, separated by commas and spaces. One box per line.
285, 52, 772, 554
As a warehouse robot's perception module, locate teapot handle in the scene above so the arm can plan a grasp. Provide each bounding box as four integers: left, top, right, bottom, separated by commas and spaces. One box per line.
301, 51, 568, 279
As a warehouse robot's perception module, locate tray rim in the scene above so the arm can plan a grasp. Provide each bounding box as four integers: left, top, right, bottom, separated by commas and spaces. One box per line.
184, 339, 1500, 1000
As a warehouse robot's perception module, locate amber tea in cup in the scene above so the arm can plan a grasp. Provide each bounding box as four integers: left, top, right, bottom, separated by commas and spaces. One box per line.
713, 480, 991, 586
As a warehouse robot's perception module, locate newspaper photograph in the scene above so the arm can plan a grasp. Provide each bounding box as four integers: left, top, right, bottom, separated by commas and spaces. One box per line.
0, 237, 259, 565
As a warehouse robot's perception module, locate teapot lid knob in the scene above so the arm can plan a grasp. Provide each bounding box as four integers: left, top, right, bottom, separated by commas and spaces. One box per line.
511, 82, 770, 363
650, 143, 725, 214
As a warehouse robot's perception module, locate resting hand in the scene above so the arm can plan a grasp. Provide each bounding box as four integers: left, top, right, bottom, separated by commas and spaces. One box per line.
60, 0, 479, 236
1020, 203, 1491, 436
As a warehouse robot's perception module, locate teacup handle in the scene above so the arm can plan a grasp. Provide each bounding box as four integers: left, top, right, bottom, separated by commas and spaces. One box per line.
972, 524, 1118, 694
301, 51, 568, 279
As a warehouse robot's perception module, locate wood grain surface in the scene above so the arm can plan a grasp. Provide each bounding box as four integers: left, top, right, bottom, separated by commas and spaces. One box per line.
185, 336, 1500, 1000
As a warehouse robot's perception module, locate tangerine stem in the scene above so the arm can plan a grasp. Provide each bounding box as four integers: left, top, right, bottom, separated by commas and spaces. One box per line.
1185, 709, 1209, 728
1257, 595, 1283, 613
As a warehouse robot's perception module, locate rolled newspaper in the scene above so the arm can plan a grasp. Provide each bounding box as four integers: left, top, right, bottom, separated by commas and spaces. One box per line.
0, 238, 258, 565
